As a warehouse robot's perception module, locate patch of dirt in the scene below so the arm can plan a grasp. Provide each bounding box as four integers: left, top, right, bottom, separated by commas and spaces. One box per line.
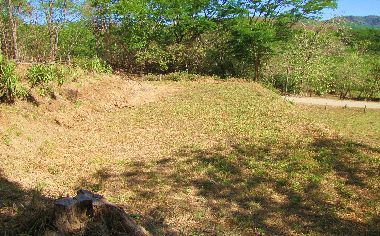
78, 75, 176, 110
30, 75, 178, 112
19, 75, 179, 129
284, 96, 380, 109
0, 75, 179, 196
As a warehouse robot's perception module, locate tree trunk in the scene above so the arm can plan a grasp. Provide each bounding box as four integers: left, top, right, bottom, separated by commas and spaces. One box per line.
0, 15, 4, 55
46, 0, 56, 62
253, 53, 261, 82
7, 0, 18, 60
52, 189, 150, 235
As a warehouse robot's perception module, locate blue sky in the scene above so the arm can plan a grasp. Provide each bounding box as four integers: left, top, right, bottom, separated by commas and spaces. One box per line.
323, 0, 380, 19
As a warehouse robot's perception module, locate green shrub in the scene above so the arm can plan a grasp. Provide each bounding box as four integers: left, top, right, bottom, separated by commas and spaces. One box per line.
144, 72, 202, 81
15, 85, 29, 98
28, 64, 55, 87
266, 74, 301, 94
27, 64, 70, 98
73, 57, 112, 74
136, 42, 170, 72
332, 53, 368, 99
53, 65, 74, 85
0, 55, 22, 102
27, 64, 68, 87
364, 58, 380, 98
164, 72, 197, 81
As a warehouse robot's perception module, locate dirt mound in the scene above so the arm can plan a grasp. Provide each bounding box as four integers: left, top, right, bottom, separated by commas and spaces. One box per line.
0, 75, 179, 195
17, 75, 178, 128
27, 75, 177, 111
77, 76, 176, 110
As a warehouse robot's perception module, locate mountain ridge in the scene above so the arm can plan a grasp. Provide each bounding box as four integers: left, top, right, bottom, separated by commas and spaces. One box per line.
335, 15, 380, 28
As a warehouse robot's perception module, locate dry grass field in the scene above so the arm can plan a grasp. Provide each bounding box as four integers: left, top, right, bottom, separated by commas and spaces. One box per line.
0, 75, 379, 235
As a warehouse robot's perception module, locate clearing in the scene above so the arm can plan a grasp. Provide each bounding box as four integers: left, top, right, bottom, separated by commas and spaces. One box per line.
0, 75, 379, 235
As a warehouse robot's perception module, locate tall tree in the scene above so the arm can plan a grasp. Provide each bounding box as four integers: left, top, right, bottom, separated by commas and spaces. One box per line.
7, 0, 18, 60
0, 9, 4, 55
219, 0, 337, 80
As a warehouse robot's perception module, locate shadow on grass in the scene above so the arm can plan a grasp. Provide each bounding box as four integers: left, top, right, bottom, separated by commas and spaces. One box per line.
174, 138, 380, 235
77, 163, 178, 235
89, 136, 380, 235
1, 168, 161, 235
0, 170, 54, 235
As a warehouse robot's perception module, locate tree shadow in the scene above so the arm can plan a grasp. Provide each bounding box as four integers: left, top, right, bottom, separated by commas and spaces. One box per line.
72, 137, 380, 235
168, 137, 380, 235
0, 170, 54, 235
311, 138, 379, 188
1, 167, 161, 235
77, 163, 178, 235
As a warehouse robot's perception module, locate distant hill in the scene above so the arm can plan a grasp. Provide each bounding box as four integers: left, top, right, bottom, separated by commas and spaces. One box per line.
335, 15, 380, 28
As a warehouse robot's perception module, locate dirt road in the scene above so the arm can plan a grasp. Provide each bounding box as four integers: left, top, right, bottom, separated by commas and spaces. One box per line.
284, 96, 380, 109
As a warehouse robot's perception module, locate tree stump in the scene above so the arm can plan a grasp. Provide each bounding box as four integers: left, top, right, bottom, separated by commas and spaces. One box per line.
51, 189, 150, 235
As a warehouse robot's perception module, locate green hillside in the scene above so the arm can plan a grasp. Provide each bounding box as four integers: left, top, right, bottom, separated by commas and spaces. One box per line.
338, 15, 380, 28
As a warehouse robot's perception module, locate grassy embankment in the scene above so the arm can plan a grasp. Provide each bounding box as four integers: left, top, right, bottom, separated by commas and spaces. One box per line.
0, 76, 379, 235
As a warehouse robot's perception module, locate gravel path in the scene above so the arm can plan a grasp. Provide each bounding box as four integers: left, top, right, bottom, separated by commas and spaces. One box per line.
284, 96, 380, 109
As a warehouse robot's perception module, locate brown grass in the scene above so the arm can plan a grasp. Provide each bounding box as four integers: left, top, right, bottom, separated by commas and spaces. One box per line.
0, 76, 379, 235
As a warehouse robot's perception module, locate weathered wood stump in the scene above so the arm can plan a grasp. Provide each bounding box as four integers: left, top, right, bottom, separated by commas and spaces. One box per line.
51, 189, 150, 235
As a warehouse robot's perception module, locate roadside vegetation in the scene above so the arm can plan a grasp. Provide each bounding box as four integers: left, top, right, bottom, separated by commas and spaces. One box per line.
0, 0, 379, 103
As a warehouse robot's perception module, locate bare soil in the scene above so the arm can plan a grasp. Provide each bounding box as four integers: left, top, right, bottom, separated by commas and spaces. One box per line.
284, 96, 380, 109
0, 75, 179, 197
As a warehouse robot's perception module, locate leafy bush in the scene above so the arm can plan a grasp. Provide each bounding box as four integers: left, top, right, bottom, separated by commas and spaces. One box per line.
73, 57, 112, 74
136, 43, 170, 72
364, 57, 380, 98
26, 64, 71, 97
145, 72, 206, 81
166, 42, 208, 74
333, 53, 368, 99
27, 64, 66, 87
0, 55, 23, 102
264, 27, 363, 97
164, 72, 198, 81
265, 74, 301, 94
55, 65, 73, 85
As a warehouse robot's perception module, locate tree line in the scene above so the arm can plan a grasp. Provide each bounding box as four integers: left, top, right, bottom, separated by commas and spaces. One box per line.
1, 0, 380, 100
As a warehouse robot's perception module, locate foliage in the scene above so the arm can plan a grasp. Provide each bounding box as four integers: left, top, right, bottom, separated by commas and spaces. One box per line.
265, 26, 344, 94
229, 20, 277, 80
58, 22, 98, 59
3, 0, 338, 71
86, 0, 337, 78
361, 56, 380, 98
17, 23, 50, 62
348, 28, 380, 55
27, 64, 66, 88
5, 0, 380, 100
333, 53, 368, 99
145, 72, 205, 81
0, 54, 23, 102
73, 57, 112, 74
263, 24, 380, 99
136, 42, 170, 72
